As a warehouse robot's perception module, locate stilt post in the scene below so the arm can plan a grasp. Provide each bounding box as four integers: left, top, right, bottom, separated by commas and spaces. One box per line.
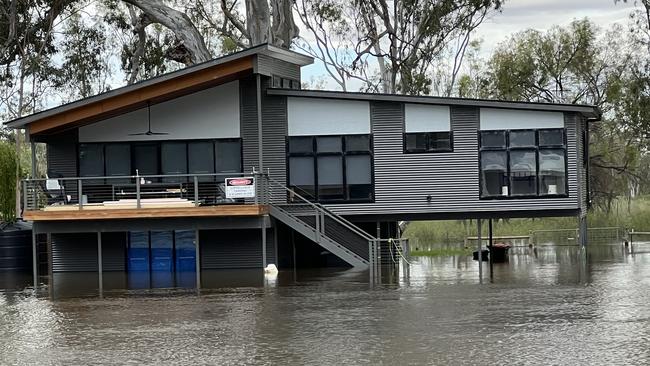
195, 229, 201, 290
97, 232, 103, 294
32, 231, 38, 290
477, 219, 483, 284
261, 217, 267, 268
489, 218, 494, 281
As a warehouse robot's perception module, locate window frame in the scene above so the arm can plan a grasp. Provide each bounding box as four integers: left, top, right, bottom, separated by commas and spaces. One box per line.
77, 138, 243, 181
403, 131, 454, 154
286, 134, 375, 203
479, 128, 569, 200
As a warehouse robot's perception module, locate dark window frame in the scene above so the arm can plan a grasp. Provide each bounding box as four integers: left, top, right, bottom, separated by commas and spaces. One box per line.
479, 128, 569, 200
403, 131, 454, 153
286, 134, 375, 204
77, 138, 243, 181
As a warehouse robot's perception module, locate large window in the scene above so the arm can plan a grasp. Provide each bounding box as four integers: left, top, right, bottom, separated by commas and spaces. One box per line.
287, 135, 373, 202
78, 139, 242, 181
479, 129, 567, 199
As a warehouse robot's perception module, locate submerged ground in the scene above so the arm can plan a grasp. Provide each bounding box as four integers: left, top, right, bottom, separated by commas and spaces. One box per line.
1, 245, 649, 365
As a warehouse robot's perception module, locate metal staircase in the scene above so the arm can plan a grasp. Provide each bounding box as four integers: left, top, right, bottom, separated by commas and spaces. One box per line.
259, 174, 376, 270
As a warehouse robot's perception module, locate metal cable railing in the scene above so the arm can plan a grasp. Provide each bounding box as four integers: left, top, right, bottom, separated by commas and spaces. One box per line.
22, 172, 248, 212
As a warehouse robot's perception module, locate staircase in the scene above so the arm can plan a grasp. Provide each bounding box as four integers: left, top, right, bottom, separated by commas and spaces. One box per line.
260, 175, 376, 269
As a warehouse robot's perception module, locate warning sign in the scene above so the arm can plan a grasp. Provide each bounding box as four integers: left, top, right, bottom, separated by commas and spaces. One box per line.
225, 177, 256, 198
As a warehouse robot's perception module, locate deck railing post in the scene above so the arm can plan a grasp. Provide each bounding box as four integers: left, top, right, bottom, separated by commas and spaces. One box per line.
136, 177, 141, 209
315, 209, 320, 243
193, 176, 199, 207
22, 180, 28, 213
78, 179, 83, 210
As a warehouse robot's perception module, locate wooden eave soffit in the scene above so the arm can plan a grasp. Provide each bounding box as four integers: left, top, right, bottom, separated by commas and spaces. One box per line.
29, 56, 254, 135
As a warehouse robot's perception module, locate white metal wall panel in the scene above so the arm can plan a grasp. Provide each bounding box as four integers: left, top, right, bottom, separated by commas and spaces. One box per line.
404, 104, 450, 132
287, 97, 370, 136
480, 108, 564, 130
79, 81, 240, 142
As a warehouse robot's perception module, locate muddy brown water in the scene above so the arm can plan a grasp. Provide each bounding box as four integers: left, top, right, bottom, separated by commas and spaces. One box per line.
1, 245, 649, 365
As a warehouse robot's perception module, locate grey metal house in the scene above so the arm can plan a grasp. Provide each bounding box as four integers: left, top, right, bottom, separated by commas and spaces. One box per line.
4, 44, 599, 289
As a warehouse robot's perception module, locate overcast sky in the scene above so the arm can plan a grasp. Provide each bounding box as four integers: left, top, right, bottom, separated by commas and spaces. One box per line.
300, 0, 638, 90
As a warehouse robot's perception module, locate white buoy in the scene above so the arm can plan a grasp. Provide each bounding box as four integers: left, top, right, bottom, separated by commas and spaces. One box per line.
264, 264, 278, 273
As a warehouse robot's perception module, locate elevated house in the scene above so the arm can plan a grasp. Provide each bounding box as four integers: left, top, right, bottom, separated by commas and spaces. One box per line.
5, 44, 599, 288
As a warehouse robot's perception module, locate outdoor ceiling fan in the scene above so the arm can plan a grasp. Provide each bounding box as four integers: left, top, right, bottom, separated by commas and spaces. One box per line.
129, 101, 169, 136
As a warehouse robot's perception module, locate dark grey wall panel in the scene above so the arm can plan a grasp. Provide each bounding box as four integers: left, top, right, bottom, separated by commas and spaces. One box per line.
256, 54, 301, 80
101, 232, 126, 271
241, 76, 259, 175
51, 233, 97, 272
325, 102, 581, 216
200, 228, 275, 269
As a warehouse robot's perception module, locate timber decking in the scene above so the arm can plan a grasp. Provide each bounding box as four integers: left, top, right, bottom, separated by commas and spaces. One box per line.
24, 205, 269, 221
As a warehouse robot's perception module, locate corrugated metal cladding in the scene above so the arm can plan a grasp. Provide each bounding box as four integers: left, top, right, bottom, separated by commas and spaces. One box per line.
241, 76, 259, 175
200, 228, 275, 269
51, 232, 126, 272
256, 54, 301, 80
325, 102, 580, 216
261, 77, 288, 203
51, 233, 97, 272
576, 114, 588, 217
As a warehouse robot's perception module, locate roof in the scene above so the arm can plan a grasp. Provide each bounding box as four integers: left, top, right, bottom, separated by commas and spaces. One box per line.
5, 44, 313, 130
266, 88, 602, 120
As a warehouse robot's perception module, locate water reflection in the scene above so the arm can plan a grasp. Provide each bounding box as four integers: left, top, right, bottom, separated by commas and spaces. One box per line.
0, 245, 649, 365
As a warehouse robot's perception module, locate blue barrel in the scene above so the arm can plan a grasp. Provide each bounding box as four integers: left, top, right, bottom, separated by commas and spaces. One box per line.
0, 222, 33, 272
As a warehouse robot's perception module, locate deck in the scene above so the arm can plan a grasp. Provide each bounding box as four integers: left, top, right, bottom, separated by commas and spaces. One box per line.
23, 204, 269, 221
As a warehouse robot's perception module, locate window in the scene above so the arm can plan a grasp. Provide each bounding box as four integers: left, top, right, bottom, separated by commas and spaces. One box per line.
79, 144, 104, 178
78, 139, 242, 181
272, 75, 300, 90
105, 144, 131, 184
404, 132, 453, 153
479, 129, 567, 199
287, 134, 373, 202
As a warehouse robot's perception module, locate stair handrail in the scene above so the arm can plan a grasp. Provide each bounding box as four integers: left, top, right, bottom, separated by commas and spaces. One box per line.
260, 173, 377, 242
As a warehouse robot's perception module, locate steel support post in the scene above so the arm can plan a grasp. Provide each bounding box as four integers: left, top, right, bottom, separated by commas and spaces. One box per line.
195, 229, 201, 290
477, 219, 483, 284
97, 232, 103, 295
32, 231, 38, 290
261, 217, 267, 268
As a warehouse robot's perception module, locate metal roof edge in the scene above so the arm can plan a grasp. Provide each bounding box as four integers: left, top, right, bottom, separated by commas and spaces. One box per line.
4, 44, 313, 129
267, 88, 601, 119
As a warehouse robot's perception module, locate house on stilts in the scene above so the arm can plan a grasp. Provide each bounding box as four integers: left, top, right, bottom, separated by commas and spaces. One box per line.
4, 44, 600, 290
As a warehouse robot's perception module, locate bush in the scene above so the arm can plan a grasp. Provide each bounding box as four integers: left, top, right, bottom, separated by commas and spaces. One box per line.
0, 141, 17, 223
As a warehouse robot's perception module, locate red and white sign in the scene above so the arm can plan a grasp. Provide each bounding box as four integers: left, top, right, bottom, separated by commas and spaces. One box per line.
225, 177, 255, 198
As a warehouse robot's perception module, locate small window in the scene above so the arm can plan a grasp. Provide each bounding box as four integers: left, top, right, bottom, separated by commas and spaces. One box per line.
428, 132, 452, 151
288, 136, 313, 153
272, 75, 282, 88
282, 78, 291, 88
404, 132, 452, 153
346, 155, 373, 200
405, 133, 428, 152
317, 136, 342, 153
539, 129, 564, 146
509, 130, 536, 147
345, 135, 370, 152
290, 79, 301, 89
481, 130, 506, 149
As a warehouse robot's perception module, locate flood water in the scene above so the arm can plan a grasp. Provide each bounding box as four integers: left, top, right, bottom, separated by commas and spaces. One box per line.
1, 244, 649, 365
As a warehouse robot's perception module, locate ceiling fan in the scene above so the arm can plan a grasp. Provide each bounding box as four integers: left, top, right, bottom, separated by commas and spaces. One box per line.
129, 102, 169, 136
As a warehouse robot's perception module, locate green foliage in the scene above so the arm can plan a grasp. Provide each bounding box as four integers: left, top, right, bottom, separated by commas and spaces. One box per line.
0, 141, 17, 223
404, 197, 650, 248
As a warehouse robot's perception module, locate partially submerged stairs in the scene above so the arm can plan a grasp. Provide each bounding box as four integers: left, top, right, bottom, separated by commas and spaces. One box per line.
269, 204, 372, 269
